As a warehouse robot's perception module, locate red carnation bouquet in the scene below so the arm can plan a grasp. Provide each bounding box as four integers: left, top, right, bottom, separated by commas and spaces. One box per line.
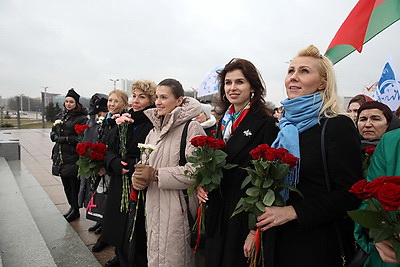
185, 135, 236, 252
348, 176, 400, 263
232, 144, 301, 267
76, 142, 107, 178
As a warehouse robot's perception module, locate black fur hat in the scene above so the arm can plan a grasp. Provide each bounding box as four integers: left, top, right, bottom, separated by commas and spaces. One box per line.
88, 93, 108, 115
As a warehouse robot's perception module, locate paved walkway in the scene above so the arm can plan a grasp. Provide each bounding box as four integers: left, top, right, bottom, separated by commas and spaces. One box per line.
6, 128, 115, 266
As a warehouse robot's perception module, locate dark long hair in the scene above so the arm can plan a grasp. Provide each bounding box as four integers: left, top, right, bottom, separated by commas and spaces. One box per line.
216, 58, 269, 115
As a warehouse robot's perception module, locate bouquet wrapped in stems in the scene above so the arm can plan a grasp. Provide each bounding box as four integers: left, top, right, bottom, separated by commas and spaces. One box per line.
112, 113, 134, 212
76, 142, 107, 178
185, 135, 236, 252
348, 176, 400, 263
232, 144, 300, 267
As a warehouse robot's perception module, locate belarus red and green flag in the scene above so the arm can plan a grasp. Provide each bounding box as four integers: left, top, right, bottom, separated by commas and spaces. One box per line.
325, 0, 400, 65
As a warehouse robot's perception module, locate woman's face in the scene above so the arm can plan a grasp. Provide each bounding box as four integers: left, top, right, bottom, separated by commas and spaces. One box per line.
357, 108, 389, 139
131, 88, 152, 112
108, 93, 125, 115
155, 86, 183, 116
348, 102, 361, 122
224, 69, 253, 112
285, 56, 326, 99
64, 97, 76, 110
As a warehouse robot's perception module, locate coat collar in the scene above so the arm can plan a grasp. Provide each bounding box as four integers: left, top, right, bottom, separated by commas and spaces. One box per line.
218, 110, 270, 162
144, 97, 202, 139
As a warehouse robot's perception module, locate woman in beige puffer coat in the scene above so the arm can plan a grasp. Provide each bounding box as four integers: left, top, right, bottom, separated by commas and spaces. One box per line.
132, 78, 206, 267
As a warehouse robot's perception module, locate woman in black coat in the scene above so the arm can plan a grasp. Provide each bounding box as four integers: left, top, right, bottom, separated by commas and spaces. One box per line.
102, 81, 157, 267
50, 88, 88, 222
255, 45, 363, 267
197, 58, 279, 267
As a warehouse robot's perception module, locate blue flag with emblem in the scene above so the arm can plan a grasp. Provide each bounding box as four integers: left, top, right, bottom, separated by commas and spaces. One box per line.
374, 61, 400, 112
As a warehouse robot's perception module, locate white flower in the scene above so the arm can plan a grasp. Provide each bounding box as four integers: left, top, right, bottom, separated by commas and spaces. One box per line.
243, 129, 252, 137
138, 143, 156, 151
53, 119, 63, 126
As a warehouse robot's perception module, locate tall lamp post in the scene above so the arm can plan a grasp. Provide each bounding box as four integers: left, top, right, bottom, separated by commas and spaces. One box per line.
110, 78, 119, 90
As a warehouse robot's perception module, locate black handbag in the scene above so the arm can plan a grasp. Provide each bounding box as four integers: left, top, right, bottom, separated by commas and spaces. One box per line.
51, 144, 62, 176
86, 191, 107, 223
321, 119, 368, 267
52, 163, 61, 176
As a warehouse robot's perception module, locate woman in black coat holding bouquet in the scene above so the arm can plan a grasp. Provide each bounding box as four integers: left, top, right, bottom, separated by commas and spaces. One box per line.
50, 88, 88, 222
102, 81, 156, 267
197, 58, 279, 267
255, 45, 363, 266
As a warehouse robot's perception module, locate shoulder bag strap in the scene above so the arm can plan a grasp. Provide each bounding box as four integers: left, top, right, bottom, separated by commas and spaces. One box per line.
321, 118, 346, 266
180, 120, 195, 228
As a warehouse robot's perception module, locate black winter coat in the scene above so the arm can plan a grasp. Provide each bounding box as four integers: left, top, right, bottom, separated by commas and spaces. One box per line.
205, 110, 279, 267
50, 108, 88, 177
263, 116, 363, 267
102, 107, 154, 252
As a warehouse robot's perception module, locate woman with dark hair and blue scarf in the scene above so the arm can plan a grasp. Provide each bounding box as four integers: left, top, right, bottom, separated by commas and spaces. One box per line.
253, 45, 363, 267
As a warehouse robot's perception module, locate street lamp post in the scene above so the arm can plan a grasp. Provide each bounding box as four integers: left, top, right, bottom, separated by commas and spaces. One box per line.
110, 78, 119, 90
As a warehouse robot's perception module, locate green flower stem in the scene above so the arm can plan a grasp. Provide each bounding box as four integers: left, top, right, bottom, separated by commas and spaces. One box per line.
119, 123, 129, 212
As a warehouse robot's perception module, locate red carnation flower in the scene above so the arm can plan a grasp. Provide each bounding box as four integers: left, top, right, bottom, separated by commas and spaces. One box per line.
281, 153, 299, 167
376, 182, 400, 211
206, 136, 216, 148
275, 148, 289, 161
349, 179, 371, 199
74, 124, 89, 133
265, 148, 277, 161
364, 145, 376, 156
190, 136, 208, 147
89, 151, 105, 161
365, 176, 387, 198
214, 139, 226, 150
250, 147, 262, 160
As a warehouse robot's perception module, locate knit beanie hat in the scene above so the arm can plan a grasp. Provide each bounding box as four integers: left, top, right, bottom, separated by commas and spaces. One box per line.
66, 88, 80, 103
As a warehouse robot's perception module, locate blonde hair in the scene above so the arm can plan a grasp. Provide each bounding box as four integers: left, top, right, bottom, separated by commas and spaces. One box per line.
108, 89, 129, 109
296, 45, 344, 118
131, 80, 157, 104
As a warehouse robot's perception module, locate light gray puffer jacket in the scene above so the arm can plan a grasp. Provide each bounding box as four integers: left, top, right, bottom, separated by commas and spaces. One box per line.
143, 97, 206, 267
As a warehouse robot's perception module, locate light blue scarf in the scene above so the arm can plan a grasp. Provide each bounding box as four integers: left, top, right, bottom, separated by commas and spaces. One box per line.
272, 93, 323, 201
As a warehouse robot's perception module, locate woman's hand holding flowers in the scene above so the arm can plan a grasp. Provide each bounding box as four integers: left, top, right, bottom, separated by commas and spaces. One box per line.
243, 230, 256, 258
196, 186, 208, 203
134, 164, 158, 181
132, 176, 149, 190
256, 205, 298, 231
375, 240, 399, 264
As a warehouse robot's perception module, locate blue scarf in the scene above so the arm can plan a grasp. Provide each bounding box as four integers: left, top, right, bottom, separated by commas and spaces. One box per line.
272, 93, 322, 201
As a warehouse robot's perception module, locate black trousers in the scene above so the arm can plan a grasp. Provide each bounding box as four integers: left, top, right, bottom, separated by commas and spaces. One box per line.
60, 175, 81, 209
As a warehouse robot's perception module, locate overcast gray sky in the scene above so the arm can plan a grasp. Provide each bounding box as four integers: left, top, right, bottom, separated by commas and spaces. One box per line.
1, 0, 399, 106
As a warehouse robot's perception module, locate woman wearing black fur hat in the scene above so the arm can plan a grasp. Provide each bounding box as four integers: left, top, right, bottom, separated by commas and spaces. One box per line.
50, 88, 88, 222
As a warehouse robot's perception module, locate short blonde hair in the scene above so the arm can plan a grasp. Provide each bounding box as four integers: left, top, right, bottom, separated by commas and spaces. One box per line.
131, 80, 157, 104
108, 89, 128, 109
295, 45, 344, 118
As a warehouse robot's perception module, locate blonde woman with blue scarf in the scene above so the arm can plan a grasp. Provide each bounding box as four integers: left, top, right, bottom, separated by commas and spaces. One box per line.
254, 45, 363, 267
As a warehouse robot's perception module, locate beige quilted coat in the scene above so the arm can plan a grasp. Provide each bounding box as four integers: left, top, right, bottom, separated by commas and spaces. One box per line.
143, 97, 206, 267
